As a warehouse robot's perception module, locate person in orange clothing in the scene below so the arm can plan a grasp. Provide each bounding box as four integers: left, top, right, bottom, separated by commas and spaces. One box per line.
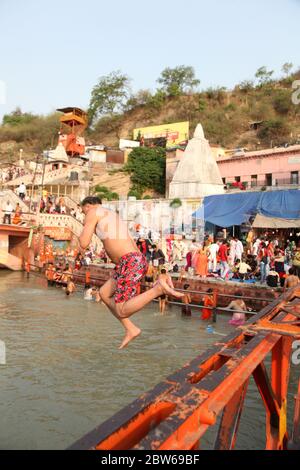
194, 248, 208, 277
201, 288, 214, 320
12, 203, 22, 225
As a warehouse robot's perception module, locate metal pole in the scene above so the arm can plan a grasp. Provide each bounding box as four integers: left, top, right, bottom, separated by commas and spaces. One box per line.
36, 152, 48, 221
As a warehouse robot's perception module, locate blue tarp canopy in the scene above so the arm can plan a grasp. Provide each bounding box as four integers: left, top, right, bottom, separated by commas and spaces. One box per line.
193, 190, 300, 228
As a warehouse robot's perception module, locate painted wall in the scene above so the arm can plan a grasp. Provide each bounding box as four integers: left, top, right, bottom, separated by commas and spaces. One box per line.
0, 233, 8, 251
217, 148, 300, 186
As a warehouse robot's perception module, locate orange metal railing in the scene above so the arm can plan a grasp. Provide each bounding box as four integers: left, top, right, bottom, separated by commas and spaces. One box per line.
69, 286, 300, 451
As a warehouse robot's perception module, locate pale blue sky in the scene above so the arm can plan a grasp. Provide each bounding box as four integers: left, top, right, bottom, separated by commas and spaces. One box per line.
0, 0, 299, 120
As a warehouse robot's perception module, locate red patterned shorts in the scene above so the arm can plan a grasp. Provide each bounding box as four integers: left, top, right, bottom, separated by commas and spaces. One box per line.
113, 252, 148, 304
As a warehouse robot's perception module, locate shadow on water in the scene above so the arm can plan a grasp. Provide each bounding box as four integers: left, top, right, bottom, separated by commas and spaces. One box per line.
0, 271, 298, 449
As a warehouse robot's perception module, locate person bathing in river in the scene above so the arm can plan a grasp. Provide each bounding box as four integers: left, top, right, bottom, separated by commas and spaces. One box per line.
66, 278, 75, 295
78, 197, 184, 349
158, 268, 173, 315
201, 288, 214, 321
284, 267, 300, 291
227, 292, 247, 326
181, 284, 192, 316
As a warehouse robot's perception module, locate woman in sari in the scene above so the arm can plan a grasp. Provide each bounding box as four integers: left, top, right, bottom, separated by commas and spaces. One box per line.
194, 248, 208, 277
12, 203, 22, 225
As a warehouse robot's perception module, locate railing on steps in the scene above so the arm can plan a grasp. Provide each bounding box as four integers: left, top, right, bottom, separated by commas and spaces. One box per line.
0, 189, 31, 212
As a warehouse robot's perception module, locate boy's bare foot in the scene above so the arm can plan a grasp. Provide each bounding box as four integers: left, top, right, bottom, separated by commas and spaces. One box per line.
156, 276, 185, 299
119, 326, 141, 349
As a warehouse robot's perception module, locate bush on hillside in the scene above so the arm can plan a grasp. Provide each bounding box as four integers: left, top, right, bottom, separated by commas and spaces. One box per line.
94, 185, 119, 201
257, 119, 291, 145
272, 90, 293, 115
124, 146, 166, 195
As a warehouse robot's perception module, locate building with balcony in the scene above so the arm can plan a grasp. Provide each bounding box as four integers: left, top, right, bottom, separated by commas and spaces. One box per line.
217, 145, 300, 190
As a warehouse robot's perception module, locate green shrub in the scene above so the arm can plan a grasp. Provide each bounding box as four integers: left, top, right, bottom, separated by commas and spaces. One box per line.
224, 103, 237, 112
272, 90, 292, 115
128, 188, 143, 199
198, 98, 206, 112
124, 146, 166, 194
257, 119, 291, 144
170, 198, 182, 208
94, 185, 119, 200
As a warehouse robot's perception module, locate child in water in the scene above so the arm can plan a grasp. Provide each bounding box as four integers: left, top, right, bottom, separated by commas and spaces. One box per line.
66, 278, 76, 296
158, 268, 171, 314
227, 292, 247, 326
181, 284, 192, 316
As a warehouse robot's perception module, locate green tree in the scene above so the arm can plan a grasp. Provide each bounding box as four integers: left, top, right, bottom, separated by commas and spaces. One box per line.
125, 89, 152, 111
2, 107, 38, 126
124, 147, 166, 194
282, 62, 293, 78
157, 65, 200, 96
94, 185, 119, 201
128, 187, 143, 199
238, 80, 254, 93
255, 66, 274, 86
88, 71, 130, 124
147, 89, 167, 109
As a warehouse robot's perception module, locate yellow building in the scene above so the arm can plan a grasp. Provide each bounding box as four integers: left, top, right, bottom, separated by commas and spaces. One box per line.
133, 121, 189, 148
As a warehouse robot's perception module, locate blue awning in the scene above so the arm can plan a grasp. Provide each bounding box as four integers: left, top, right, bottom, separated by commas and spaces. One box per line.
193, 190, 300, 228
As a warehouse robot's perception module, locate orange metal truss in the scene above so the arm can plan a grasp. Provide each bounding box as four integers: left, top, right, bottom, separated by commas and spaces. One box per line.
69, 287, 300, 451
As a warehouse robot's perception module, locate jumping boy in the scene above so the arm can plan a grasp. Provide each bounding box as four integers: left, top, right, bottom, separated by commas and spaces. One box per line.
78, 197, 184, 349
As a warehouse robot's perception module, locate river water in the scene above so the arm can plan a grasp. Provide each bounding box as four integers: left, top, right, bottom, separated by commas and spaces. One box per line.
0, 271, 298, 450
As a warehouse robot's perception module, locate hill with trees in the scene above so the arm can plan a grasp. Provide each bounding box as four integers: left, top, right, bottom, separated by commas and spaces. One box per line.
1, 64, 300, 164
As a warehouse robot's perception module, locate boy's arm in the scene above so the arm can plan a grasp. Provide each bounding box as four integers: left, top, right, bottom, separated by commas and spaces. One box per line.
167, 274, 175, 288
79, 210, 98, 250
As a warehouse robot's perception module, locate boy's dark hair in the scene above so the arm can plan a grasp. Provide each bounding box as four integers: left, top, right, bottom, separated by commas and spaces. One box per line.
236, 291, 242, 297
183, 284, 190, 290
81, 196, 102, 206
207, 288, 213, 293
289, 267, 295, 275
160, 268, 167, 274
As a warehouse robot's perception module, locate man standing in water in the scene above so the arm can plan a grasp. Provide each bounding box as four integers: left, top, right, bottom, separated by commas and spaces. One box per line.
78, 197, 184, 349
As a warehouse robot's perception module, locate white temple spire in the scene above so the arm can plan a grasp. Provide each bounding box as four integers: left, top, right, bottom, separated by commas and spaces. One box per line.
169, 123, 224, 199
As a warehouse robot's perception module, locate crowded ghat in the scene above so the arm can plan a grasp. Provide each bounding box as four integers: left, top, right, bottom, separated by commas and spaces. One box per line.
1, 119, 300, 450
1, 5, 300, 447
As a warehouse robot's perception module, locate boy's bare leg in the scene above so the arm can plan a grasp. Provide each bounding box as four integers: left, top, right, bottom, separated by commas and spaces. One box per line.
100, 275, 184, 349
99, 278, 141, 349
114, 275, 184, 319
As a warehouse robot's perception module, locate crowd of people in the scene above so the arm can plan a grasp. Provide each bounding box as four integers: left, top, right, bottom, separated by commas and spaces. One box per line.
0, 166, 27, 184
37, 209, 300, 336
39, 191, 84, 223
45, 258, 102, 302
134, 232, 300, 290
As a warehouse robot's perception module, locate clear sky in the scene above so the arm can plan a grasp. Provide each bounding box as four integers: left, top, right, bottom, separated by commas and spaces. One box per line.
0, 0, 299, 120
